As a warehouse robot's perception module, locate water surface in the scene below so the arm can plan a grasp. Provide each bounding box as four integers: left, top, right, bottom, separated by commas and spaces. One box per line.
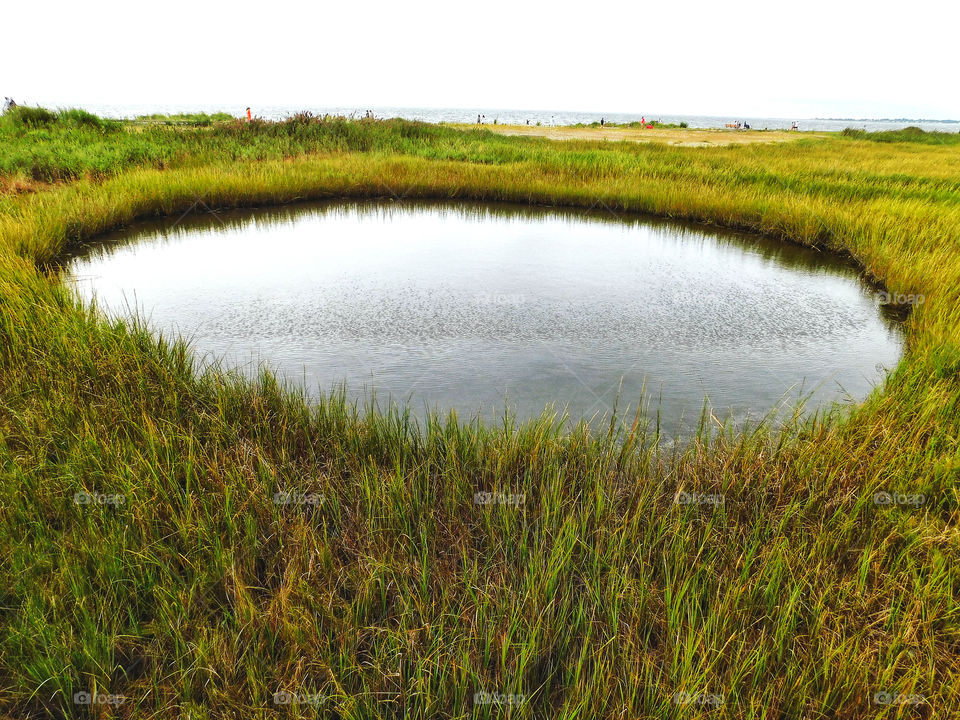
66, 201, 904, 434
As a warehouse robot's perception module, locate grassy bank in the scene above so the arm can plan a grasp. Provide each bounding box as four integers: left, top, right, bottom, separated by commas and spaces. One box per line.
0, 111, 958, 718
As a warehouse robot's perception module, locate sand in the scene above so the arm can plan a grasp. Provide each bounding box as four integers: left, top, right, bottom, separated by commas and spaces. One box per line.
452, 123, 823, 147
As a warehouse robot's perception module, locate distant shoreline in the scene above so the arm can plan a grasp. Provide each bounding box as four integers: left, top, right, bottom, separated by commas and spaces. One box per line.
14, 103, 960, 133
816, 117, 959, 123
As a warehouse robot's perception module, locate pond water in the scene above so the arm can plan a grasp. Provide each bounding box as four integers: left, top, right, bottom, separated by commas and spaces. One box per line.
66, 201, 904, 435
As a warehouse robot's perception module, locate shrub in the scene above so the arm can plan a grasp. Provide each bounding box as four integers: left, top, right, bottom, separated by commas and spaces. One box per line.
7, 106, 58, 128
58, 108, 120, 132
841, 126, 960, 145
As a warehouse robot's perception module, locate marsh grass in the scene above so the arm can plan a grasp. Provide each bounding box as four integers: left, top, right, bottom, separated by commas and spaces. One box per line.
133, 112, 235, 126
0, 112, 958, 718
840, 126, 960, 145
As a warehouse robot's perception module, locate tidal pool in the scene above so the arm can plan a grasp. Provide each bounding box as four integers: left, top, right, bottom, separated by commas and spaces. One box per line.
66, 201, 904, 435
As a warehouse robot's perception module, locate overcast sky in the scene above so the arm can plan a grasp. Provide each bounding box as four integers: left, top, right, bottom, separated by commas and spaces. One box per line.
6, 0, 957, 118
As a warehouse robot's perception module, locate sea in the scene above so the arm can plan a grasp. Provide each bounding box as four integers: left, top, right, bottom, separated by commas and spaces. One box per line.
53, 103, 960, 133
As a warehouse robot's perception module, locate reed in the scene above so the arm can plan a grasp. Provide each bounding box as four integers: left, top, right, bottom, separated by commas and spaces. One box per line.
0, 112, 957, 718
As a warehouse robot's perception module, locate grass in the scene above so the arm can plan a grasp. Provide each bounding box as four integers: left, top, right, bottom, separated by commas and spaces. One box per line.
573, 120, 690, 129
840, 126, 960, 145
0, 110, 958, 718
132, 112, 236, 126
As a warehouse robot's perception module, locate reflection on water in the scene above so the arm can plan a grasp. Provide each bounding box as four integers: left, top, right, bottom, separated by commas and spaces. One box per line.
65, 201, 904, 435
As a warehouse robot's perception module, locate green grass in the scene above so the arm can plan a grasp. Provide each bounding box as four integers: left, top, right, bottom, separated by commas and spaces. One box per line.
840, 126, 960, 145
573, 120, 690, 129
0, 110, 534, 183
133, 111, 236, 126
0, 111, 958, 718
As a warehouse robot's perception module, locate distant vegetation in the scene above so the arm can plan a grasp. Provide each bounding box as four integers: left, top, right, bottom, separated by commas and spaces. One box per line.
0, 109, 958, 718
0, 109, 507, 182
2, 105, 120, 131
841, 125, 960, 144
133, 111, 235, 126
624, 120, 689, 129
574, 120, 690, 129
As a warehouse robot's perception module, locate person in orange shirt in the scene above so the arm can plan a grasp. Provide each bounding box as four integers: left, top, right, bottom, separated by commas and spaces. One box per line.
246, 107, 252, 121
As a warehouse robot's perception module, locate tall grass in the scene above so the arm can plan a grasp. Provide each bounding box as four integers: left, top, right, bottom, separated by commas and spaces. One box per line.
841, 125, 960, 145
133, 111, 235, 126
0, 110, 519, 182
0, 112, 957, 718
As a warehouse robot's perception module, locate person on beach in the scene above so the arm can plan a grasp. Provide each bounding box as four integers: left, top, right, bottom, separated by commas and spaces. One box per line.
246, 107, 252, 121
600, 117, 605, 127
477, 114, 481, 124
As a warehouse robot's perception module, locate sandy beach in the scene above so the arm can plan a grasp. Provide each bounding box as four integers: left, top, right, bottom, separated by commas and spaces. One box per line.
453, 123, 823, 147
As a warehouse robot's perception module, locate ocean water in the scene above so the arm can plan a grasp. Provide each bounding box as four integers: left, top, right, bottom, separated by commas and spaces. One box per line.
51, 103, 960, 133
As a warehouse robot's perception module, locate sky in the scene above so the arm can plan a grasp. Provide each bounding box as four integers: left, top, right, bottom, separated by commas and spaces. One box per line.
5, 0, 958, 119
